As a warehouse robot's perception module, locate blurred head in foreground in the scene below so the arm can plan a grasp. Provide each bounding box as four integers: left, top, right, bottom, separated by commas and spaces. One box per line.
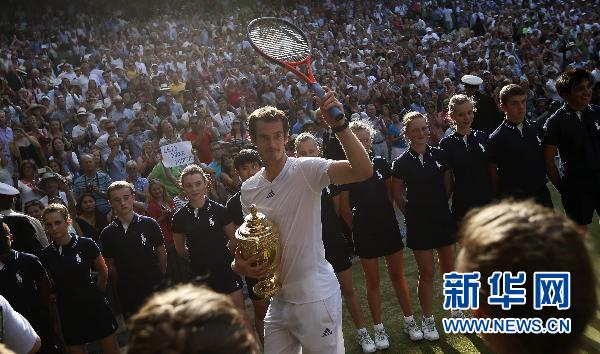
457, 200, 596, 354
128, 284, 256, 354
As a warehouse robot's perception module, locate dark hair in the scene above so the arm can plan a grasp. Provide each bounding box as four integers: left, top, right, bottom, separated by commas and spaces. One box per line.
156, 101, 172, 118
24, 199, 44, 213
128, 284, 256, 354
76, 192, 97, 214
233, 149, 262, 170
247, 106, 289, 140
19, 159, 38, 177
499, 84, 527, 104
457, 200, 596, 354
555, 68, 594, 98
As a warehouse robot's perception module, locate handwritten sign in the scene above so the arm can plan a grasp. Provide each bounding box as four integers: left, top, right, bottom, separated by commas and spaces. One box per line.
160, 141, 194, 168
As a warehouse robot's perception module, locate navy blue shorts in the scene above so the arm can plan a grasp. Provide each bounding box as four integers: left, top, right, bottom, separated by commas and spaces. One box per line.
561, 173, 600, 225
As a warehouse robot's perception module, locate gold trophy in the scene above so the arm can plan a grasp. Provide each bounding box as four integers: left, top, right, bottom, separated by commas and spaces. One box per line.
235, 204, 282, 298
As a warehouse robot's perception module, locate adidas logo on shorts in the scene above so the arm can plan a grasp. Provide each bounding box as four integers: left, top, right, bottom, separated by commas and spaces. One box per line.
322, 328, 333, 337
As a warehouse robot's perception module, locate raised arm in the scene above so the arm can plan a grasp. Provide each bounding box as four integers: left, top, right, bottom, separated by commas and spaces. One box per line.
318, 91, 372, 185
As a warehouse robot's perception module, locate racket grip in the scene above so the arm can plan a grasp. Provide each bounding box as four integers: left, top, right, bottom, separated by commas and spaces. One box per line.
310, 83, 345, 121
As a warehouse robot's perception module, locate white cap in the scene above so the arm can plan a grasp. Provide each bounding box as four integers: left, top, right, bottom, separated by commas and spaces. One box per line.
461, 74, 483, 86
0, 182, 19, 196
426, 27, 433, 32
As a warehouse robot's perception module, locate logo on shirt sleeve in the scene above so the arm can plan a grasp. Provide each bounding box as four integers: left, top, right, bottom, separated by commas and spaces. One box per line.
15, 271, 23, 285
479, 143, 486, 152
435, 161, 442, 169
75, 254, 82, 264
375, 169, 383, 180
208, 216, 215, 227
595, 121, 600, 132
140, 233, 147, 246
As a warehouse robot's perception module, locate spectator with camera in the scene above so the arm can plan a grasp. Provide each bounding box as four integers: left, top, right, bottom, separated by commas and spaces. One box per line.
73, 153, 112, 216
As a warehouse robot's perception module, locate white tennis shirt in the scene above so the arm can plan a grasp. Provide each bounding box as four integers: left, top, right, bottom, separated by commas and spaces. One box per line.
241, 156, 339, 304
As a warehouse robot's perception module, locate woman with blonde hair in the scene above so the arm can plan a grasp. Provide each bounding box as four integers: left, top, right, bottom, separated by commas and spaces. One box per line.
391, 111, 459, 341
439, 94, 493, 223
339, 120, 420, 349
40, 203, 119, 354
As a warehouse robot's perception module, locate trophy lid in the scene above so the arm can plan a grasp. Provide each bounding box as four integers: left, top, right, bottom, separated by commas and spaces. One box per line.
236, 204, 278, 240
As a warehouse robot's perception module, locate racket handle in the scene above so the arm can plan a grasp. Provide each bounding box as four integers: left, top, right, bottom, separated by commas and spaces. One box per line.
310, 83, 345, 121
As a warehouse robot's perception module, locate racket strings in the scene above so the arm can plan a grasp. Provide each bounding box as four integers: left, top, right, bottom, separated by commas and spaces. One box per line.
249, 24, 310, 63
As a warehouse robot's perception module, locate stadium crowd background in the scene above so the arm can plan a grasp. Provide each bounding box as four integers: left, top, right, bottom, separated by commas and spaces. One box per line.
0, 0, 599, 352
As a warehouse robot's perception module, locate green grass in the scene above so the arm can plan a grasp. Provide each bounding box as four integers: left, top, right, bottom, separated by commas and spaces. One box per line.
340, 185, 600, 353
243, 185, 600, 353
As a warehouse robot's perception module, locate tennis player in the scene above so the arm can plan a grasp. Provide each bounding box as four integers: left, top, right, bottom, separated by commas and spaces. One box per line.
232, 91, 372, 354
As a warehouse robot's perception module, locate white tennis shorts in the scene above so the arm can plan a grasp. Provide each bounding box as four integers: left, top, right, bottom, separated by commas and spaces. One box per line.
264, 289, 344, 354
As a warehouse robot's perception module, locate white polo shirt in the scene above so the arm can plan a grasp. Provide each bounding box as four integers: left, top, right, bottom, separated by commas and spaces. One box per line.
241, 156, 338, 304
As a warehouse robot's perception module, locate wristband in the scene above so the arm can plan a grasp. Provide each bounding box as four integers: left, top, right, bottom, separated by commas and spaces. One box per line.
331, 119, 349, 134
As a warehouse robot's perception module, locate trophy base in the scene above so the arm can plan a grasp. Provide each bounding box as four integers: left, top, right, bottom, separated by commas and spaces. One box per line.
254, 277, 281, 298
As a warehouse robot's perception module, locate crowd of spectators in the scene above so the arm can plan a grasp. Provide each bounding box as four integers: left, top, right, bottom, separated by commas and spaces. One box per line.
1, 0, 599, 215
0, 0, 599, 352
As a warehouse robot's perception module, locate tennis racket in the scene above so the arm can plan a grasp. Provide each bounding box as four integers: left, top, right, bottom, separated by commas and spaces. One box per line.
247, 17, 344, 120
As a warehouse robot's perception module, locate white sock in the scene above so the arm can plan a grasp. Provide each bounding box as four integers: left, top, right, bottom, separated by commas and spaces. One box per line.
404, 315, 414, 322
357, 327, 368, 335
373, 323, 384, 331
424, 315, 434, 321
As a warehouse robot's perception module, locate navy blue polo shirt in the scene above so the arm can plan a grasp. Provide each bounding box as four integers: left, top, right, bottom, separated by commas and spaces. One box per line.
488, 119, 547, 197
171, 200, 233, 277
321, 184, 343, 237
439, 130, 494, 216
543, 104, 600, 176
226, 191, 244, 226
391, 146, 451, 208
341, 156, 399, 236
100, 213, 164, 285
0, 250, 49, 319
40, 235, 101, 302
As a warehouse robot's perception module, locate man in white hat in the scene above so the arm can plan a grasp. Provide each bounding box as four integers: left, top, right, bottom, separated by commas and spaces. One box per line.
422, 27, 439, 44
72, 107, 100, 154
461, 74, 503, 134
